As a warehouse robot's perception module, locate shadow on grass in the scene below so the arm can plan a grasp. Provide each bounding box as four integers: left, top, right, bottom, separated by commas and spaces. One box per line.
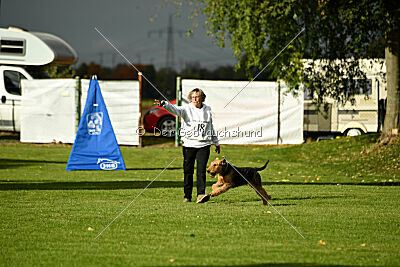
126, 167, 182, 171
1, 179, 398, 191
272, 195, 347, 201
262, 181, 400, 187
235, 199, 297, 206
0, 159, 66, 169
185, 264, 354, 267
0, 159, 182, 171
0, 180, 184, 191
0, 180, 218, 191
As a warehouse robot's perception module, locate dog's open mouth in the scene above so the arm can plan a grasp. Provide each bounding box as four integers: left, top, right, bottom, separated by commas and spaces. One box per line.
209, 172, 216, 177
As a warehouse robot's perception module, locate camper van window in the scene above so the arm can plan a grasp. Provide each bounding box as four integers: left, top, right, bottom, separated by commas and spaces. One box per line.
23, 66, 50, 79
344, 78, 372, 96
3, 70, 27, 96
0, 38, 26, 55
304, 86, 313, 100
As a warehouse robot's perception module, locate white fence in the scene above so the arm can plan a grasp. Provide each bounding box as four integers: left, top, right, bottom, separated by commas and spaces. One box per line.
181, 79, 304, 145
21, 79, 140, 145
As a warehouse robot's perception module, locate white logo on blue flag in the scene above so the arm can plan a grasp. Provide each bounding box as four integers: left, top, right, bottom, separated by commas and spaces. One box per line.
87, 112, 103, 135
97, 158, 120, 170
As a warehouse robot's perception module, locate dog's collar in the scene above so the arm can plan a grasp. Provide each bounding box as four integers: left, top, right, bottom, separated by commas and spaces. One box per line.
220, 162, 230, 176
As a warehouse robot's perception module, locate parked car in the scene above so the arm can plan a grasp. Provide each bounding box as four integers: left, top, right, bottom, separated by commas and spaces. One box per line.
143, 99, 176, 137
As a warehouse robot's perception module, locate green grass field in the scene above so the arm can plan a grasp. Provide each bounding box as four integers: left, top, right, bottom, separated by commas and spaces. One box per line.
1, 134, 399, 266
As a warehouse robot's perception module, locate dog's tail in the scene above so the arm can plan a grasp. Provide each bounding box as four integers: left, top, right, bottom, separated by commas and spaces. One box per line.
255, 160, 269, 171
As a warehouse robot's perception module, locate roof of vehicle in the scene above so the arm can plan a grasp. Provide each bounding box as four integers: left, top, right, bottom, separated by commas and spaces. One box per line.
0, 27, 78, 66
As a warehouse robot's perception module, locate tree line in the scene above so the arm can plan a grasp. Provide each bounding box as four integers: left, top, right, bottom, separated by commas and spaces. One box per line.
73, 61, 259, 99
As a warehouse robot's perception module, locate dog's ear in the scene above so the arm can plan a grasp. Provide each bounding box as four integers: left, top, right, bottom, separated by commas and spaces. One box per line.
221, 156, 226, 163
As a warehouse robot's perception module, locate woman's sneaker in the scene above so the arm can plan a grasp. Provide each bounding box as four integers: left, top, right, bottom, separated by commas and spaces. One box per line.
196, 194, 210, 203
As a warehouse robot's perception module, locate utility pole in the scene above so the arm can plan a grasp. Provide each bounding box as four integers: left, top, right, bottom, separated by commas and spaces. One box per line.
98, 52, 103, 65
112, 53, 116, 69
0, 0, 2, 24
0, 0, 2, 25
166, 14, 175, 70
148, 14, 185, 71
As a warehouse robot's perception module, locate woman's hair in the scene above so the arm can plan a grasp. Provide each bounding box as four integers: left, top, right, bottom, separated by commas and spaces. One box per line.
188, 88, 206, 102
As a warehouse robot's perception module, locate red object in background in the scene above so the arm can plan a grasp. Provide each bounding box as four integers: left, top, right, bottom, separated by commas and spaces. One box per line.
143, 99, 177, 137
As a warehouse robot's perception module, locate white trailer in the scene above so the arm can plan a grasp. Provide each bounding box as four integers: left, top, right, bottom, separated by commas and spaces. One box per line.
0, 27, 77, 132
303, 59, 386, 137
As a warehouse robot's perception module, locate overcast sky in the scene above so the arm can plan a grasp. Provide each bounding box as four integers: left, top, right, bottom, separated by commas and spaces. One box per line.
0, 0, 237, 71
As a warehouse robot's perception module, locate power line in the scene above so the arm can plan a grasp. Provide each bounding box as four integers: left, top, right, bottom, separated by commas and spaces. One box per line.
148, 14, 185, 70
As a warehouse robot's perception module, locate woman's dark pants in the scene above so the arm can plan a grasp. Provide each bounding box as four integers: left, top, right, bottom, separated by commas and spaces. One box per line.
182, 145, 211, 200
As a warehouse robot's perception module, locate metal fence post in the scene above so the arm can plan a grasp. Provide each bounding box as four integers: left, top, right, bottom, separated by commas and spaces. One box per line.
277, 81, 281, 145
138, 72, 143, 147
175, 76, 182, 147
75, 76, 81, 133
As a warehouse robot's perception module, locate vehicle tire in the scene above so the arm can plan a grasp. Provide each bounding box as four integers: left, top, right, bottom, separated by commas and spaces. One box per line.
345, 128, 363, 137
157, 116, 176, 137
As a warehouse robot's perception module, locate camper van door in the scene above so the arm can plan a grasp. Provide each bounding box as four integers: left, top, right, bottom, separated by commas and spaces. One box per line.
0, 66, 33, 131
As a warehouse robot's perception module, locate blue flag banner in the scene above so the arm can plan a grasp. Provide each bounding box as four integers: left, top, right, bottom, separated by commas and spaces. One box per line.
66, 78, 126, 171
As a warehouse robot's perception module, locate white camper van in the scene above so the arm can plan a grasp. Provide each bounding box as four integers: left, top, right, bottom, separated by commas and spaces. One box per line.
0, 27, 77, 132
303, 59, 386, 138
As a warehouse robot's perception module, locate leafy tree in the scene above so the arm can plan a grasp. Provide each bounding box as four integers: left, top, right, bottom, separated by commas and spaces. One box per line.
187, 0, 399, 144
86, 62, 107, 79
141, 65, 159, 99
112, 64, 139, 80
75, 62, 107, 79
44, 64, 76, 78
23, 64, 75, 79
155, 67, 178, 99
180, 61, 249, 80
75, 63, 89, 79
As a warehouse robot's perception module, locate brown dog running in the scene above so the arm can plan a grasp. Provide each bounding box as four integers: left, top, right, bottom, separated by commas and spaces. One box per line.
203, 157, 271, 205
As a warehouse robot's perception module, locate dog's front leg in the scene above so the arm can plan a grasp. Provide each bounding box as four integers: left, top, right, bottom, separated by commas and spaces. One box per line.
210, 184, 232, 197
212, 182, 224, 192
